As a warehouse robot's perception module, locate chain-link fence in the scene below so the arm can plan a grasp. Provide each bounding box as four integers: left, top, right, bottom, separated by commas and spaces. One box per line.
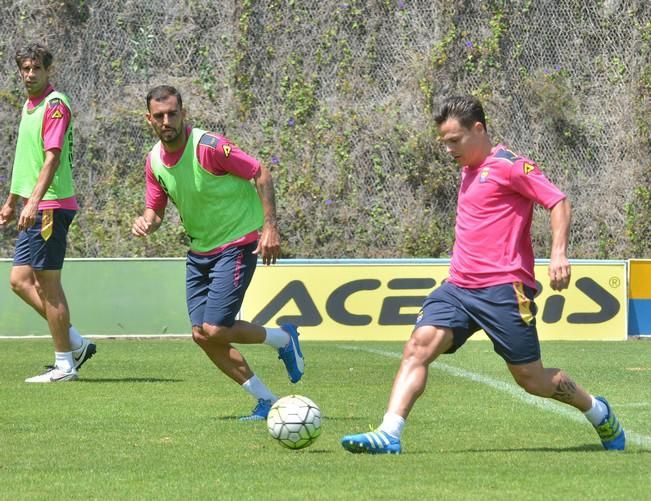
1, 0, 650, 258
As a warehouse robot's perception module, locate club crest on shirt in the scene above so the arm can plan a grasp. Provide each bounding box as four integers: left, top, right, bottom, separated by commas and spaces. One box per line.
523, 162, 535, 175
222, 144, 232, 158
479, 167, 490, 183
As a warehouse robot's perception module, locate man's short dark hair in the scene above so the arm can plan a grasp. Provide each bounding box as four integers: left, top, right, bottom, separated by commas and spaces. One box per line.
146, 85, 183, 111
15, 43, 53, 69
435, 95, 487, 131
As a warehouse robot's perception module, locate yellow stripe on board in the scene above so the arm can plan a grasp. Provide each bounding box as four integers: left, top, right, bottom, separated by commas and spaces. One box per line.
629, 260, 651, 299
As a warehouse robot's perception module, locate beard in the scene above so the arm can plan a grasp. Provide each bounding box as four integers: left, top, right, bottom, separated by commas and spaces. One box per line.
159, 126, 183, 144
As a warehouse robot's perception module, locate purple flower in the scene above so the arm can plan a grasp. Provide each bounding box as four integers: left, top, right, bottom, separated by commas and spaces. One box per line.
397, 0, 405, 9
340, 3, 349, 9
554, 64, 562, 71
325, 199, 333, 205
465, 40, 473, 48
543, 68, 550, 74
288, 117, 295, 127
271, 155, 279, 164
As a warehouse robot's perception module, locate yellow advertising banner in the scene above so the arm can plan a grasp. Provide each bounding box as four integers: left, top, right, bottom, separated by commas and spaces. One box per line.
629, 259, 651, 299
242, 261, 627, 341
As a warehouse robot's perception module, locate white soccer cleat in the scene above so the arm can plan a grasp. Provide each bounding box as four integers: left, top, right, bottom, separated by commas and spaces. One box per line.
25, 366, 78, 383
72, 337, 97, 370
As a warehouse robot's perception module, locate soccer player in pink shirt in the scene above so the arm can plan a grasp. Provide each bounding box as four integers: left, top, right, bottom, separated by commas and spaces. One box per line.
0, 43, 95, 383
341, 95, 624, 453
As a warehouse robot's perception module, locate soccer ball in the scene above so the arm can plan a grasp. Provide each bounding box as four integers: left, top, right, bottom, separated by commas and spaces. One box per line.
267, 395, 322, 450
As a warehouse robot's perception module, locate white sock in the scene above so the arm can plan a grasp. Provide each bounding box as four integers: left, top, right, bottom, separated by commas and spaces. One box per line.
379, 412, 405, 439
241, 375, 277, 402
68, 325, 84, 351
55, 352, 76, 373
263, 327, 290, 349
584, 396, 608, 425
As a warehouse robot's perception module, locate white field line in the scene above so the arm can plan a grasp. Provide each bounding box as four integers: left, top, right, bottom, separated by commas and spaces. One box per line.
337, 344, 651, 450
0, 334, 191, 340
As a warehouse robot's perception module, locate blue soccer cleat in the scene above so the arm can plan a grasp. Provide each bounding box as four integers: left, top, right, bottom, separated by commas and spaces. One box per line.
593, 396, 625, 450
341, 430, 402, 454
277, 323, 304, 383
239, 398, 273, 422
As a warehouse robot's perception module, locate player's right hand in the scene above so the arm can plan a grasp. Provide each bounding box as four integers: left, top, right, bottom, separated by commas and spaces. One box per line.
131, 215, 152, 237
0, 205, 15, 227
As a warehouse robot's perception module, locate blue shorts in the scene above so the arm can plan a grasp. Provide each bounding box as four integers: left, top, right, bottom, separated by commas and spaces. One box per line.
185, 242, 258, 328
415, 281, 541, 365
13, 209, 76, 271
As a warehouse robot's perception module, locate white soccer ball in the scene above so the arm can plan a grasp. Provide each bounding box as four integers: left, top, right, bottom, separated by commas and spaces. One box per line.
267, 395, 322, 450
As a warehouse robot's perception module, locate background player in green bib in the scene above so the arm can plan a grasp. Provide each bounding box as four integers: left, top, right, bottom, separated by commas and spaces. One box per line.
0, 43, 96, 383
132, 85, 304, 420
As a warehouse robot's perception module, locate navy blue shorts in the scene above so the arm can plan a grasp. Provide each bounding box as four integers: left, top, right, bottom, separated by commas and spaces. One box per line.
13, 209, 76, 271
415, 281, 541, 365
185, 242, 258, 328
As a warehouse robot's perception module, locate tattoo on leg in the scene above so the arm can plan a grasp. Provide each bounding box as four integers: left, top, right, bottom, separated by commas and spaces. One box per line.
552, 375, 577, 403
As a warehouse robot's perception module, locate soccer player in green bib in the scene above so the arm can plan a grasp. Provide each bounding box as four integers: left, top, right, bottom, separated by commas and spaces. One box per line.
132, 85, 304, 420
0, 44, 96, 382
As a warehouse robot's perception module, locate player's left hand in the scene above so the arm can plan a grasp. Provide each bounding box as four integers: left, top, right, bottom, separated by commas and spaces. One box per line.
17, 201, 38, 231
255, 222, 281, 265
548, 255, 571, 291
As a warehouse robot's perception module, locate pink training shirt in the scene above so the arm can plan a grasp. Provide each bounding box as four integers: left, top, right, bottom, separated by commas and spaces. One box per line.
145, 127, 261, 254
448, 144, 566, 290
28, 84, 79, 210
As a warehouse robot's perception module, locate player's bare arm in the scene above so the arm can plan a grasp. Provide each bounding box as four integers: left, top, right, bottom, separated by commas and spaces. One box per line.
17, 148, 61, 231
548, 197, 571, 291
0, 194, 19, 226
253, 164, 280, 265
132, 207, 164, 237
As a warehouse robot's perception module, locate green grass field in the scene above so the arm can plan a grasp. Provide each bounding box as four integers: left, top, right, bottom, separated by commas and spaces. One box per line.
1, 338, 649, 500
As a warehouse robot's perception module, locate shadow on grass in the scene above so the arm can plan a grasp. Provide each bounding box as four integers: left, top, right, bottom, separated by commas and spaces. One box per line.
260, 447, 334, 454
450, 444, 630, 453
300, 448, 333, 454
214, 415, 358, 422
78, 377, 184, 383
